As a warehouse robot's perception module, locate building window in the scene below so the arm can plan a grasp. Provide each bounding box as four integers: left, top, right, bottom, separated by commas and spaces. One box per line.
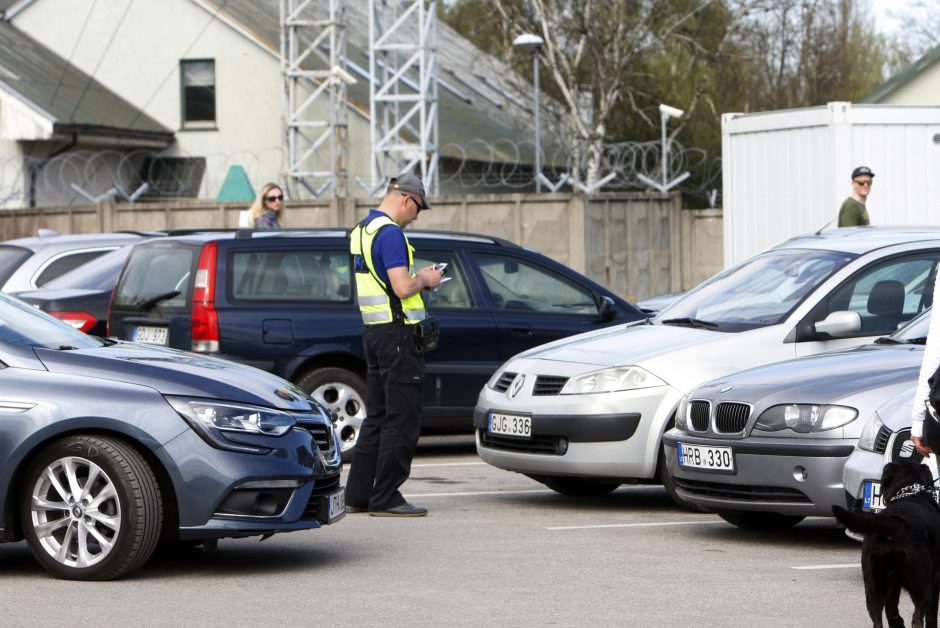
181, 59, 216, 126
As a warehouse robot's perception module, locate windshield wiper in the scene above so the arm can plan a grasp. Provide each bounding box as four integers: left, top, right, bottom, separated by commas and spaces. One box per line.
660, 317, 720, 330
134, 290, 180, 311
876, 335, 928, 345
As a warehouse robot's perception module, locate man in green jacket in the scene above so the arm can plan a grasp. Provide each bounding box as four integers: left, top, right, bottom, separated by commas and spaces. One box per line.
838, 166, 873, 227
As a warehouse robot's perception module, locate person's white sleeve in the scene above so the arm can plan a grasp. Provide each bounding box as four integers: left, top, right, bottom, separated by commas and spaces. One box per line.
911, 271, 940, 437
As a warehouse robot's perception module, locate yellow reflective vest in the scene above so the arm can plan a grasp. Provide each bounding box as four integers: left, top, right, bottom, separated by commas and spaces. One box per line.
350, 214, 427, 325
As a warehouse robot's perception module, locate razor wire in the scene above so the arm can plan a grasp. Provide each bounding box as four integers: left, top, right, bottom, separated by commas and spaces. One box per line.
0, 139, 721, 209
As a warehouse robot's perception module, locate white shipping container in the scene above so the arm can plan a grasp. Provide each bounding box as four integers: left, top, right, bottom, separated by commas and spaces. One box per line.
721, 102, 940, 266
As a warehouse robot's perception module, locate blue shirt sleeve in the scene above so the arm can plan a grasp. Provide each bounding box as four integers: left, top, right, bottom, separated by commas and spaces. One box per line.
372, 224, 408, 286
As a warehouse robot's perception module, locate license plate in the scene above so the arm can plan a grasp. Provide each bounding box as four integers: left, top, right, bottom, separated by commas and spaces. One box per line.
677, 442, 735, 472
863, 481, 940, 512
325, 488, 345, 524
134, 325, 168, 345
863, 481, 883, 511
488, 412, 531, 439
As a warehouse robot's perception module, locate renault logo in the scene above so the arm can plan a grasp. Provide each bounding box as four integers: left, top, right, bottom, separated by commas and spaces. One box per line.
510, 374, 525, 398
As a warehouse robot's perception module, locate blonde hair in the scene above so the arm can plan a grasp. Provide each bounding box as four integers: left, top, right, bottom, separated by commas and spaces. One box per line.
248, 183, 284, 225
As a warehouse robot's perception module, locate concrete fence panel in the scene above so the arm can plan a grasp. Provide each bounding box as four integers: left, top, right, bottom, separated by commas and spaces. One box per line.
0, 193, 722, 301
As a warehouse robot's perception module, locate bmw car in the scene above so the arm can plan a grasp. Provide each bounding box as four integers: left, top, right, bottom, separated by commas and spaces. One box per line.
662, 309, 929, 529
842, 384, 938, 516
0, 292, 343, 580
476, 227, 940, 504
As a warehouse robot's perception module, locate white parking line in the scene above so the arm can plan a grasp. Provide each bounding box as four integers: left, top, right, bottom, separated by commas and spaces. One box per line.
791, 564, 860, 570
403, 488, 552, 498
411, 461, 487, 468
547, 520, 723, 531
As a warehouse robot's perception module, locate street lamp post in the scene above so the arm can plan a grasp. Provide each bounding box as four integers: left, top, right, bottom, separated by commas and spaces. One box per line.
513, 33, 544, 193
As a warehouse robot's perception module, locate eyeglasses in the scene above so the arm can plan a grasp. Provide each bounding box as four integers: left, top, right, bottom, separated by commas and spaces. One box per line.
853, 180, 872, 187
265, 194, 284, 202
404, 194, 422, 211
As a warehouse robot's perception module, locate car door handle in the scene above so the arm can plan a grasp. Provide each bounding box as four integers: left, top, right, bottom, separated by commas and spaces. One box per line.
510, 325, 532, 335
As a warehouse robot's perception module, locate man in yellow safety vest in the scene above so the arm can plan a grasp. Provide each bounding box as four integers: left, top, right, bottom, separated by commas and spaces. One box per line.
345, 174, 443, 517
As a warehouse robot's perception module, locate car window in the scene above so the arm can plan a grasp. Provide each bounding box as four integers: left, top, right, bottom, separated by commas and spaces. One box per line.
0, 246, 32, 287
825, 255, 939, 334
0, 292, 100, 349
41, 246, 133, 291
231, 249, 351, 302
113, 245, 194, 308
412, 252, 472, 309
662, 248, 855, 331
34, 249, 117, 288
473, 252, 597, 314
893, 307, 931, 341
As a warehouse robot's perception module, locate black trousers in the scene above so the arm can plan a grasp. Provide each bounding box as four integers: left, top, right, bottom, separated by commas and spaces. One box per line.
345, 322, 424, 511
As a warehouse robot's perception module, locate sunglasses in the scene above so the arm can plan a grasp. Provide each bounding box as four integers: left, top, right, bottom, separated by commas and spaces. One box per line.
853, 180, 872, 187
404, 194, 423, 211
265, 194, 284, 202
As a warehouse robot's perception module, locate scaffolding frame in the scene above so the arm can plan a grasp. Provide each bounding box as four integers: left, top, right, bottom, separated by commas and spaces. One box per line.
367, 0, 438, 195
280, 0, 350, 198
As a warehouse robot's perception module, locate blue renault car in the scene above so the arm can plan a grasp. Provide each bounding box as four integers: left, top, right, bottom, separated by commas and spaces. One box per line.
107, 229, 645, 457
0, 292, 343, 580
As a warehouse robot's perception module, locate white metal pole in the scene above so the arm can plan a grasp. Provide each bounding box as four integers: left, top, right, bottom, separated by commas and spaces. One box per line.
661, 111, 668, 188
534, 50, 541, 194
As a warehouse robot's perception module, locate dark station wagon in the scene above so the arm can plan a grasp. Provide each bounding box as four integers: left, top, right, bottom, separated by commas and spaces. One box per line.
108, 229, 646, 456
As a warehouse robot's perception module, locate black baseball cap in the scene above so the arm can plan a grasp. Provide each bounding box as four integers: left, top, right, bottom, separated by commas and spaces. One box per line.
851, 166, 875, 180
389, 174, 430, 210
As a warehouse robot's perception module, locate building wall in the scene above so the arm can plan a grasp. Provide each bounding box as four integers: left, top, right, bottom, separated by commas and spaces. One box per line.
0, 191, 720, 300
12, 0, 373, 199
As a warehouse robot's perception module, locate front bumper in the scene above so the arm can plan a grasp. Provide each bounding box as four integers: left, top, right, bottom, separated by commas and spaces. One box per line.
474, 383, 679, 480
662, 430, 856, 517
162, 426, 345, 540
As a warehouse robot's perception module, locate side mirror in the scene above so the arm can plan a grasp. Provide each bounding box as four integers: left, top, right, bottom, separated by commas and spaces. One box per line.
597, 295, 617, 322
814, 311, 861, 337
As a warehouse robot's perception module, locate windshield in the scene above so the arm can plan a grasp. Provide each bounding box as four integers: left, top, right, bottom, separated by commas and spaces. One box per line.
0, 293, 101, 349
0, 246, 32, 287
40, 246, 133, 291
657, 248, 856, 332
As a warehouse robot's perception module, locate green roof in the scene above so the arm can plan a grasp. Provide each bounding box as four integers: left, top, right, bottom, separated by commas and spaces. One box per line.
862, 44, 940, 103
0, 21, 172, 140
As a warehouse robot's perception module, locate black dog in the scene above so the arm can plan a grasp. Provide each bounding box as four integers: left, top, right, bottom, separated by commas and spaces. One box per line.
833, 461, 940, 628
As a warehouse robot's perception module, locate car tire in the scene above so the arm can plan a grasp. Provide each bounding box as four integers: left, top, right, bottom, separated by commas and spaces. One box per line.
716, 511, 805, 530
657, 447, 707, 513
19, 435, 162, 581
540, 476, 621, 497
297, 367, 367, 462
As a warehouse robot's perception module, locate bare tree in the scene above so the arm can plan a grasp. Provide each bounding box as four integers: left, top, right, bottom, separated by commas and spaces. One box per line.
491, 0, 752, 189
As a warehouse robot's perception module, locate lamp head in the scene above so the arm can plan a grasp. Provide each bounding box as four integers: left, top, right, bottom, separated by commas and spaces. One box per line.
513, 33, 544, 54
659, 104, 684, 119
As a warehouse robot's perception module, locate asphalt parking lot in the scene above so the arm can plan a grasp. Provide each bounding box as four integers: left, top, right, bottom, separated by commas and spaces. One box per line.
0, 434, 914, 627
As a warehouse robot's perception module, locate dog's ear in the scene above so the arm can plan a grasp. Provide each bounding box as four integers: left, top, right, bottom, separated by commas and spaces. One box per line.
881, 461, 900, 486
917, 463, 934, 486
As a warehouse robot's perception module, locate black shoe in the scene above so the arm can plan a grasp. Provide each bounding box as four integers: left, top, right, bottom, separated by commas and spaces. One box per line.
369, 503, 427, 517
346, 504, 368, 513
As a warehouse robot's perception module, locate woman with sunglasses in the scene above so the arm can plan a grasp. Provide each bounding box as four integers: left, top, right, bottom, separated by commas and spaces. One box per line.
247, 183, 285, 229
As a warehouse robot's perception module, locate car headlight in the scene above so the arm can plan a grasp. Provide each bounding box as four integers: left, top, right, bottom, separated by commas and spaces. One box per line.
675, 395, 690, 431
857, 412, 887, 452
167, 396, 297, 453
753, 404, 857, 433
561, 366, 666, 395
